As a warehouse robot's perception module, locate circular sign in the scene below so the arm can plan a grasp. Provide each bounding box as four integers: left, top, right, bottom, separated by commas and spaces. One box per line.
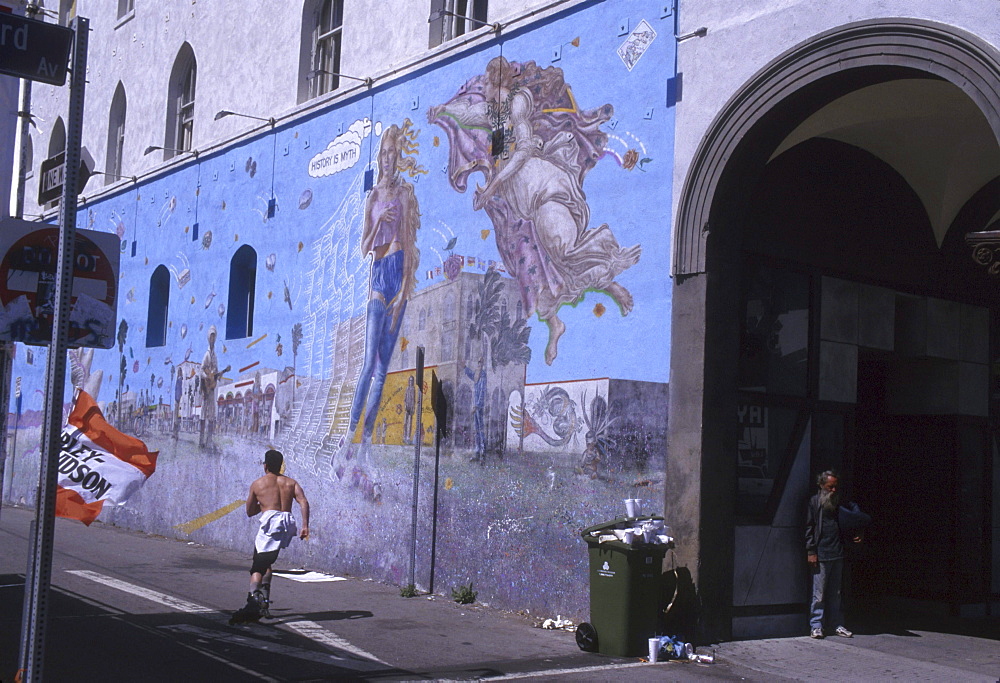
0, 227, 118, 347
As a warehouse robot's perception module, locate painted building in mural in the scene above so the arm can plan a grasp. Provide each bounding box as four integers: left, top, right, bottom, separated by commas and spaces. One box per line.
4, 0, 674, 622
6, 0, 1000, 642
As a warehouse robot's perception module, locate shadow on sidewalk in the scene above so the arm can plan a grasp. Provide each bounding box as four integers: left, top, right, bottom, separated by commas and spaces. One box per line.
0, 574, 417, 682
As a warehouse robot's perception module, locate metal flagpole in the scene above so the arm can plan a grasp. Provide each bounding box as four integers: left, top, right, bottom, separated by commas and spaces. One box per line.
17, 16, 88, 683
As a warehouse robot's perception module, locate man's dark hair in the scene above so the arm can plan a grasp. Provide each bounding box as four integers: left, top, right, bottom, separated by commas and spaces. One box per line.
816, 470, 839, 487
264, 449, 284, 474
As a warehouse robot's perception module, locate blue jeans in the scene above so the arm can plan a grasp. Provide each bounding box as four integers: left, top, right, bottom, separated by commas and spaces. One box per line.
349, 253, 405, 441
810, 559, 844, 630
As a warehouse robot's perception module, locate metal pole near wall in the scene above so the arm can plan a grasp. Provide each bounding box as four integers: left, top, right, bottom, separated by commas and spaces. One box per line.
408, 347, 424, 590
17, 16, 88, 683
10, 6, 37, 220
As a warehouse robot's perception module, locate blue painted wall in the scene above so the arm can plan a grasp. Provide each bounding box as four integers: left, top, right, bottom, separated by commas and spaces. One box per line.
4, 0, 675, 618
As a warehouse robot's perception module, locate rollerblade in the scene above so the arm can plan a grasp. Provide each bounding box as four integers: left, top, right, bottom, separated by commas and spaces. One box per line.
228, 592, 262, 625
257, 586, 272, 619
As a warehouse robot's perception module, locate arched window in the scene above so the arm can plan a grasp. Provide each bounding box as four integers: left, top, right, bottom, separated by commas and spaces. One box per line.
106, 82, 127, 185
445, 291, 456, 321
227, 245, 257, 339
429, 0, 488, 48
146, 265, 169, 347
165, 44, 196, 158
58, 0, 74, 25
299, 0, 343, 102
117, 0, 135, 20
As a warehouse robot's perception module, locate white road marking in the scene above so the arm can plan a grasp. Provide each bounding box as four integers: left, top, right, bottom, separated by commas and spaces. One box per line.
272, 570, 347, 583
472, 661, 669, 680
159, 624, 382, 671
65, 570, 384, 670
285, 620, 388, 665
66, 570, 214, 613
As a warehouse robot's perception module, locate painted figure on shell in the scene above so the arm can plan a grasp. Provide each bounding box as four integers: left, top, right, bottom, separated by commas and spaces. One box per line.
341, 119, 424, 458
430, 56, 641, 364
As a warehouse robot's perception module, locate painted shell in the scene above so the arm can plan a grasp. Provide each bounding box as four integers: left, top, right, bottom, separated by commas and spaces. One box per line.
202, 230, 213, 249
218, 303, 226, 317
180, 323, 188, 339
298, 189, 312, 210
266, 253, 276, 271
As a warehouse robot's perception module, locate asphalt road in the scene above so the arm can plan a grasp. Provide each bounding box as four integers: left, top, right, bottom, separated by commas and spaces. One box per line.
4, 505, 998, 682
1, 505, 745, 682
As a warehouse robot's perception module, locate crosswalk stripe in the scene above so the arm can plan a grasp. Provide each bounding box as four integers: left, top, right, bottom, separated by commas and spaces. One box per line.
285, 620, 387, 664
66, 570, 215, 613
64, 570, 386, 667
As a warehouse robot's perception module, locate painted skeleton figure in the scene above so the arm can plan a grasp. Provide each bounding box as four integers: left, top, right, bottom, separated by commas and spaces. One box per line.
429, 56, 641, 365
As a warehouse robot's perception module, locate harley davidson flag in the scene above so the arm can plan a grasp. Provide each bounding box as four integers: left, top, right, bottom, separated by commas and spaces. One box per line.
55, 390, 158, 525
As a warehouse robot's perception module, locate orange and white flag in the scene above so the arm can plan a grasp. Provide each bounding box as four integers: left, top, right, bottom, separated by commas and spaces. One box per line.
55, 390, 158, 525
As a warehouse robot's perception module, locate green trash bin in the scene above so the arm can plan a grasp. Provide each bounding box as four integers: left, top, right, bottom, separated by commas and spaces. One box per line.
578, 516, 670, 657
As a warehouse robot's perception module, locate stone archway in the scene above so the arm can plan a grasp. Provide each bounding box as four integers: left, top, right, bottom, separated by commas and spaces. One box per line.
673, 19, 1000, 277
666, 19, 1000, 642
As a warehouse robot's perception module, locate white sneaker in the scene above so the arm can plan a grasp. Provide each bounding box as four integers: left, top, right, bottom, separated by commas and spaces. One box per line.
835, 626, 853, 638
810, 627, 824, 639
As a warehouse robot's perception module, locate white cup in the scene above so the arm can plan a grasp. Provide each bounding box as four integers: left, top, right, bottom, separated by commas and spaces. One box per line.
622, 529, 635, 544
632, 498, 643, 516
648, 637, 660, 663
624, 499, 637, 517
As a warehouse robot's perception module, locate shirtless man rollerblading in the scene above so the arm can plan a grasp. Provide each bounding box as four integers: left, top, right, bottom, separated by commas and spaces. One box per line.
230, 449, 309, 624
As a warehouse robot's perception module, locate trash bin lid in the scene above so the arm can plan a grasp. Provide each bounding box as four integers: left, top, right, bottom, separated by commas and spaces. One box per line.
580, 514, 665, 539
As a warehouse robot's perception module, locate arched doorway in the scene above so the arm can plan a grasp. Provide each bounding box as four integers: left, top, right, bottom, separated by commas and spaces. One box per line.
668, 19, 1000, 641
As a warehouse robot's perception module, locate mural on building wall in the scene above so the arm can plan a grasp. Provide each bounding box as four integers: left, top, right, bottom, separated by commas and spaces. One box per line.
430, 56, 641, 366
4, 1, 675, 620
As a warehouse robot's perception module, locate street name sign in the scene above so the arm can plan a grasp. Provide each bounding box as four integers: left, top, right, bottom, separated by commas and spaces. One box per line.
38, 151, 65, 205
0, 12, 73, 86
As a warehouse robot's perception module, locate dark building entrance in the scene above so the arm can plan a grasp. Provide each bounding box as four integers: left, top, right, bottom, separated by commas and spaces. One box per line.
852, 351, 992, 613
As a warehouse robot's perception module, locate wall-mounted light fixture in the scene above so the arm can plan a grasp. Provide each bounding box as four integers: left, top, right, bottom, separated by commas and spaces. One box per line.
965, 225, 1000, 275
144, 145, 198, 158
428, 8, 502, 34
91, 169, 137, 183
214, 110, 276, 127
306, 69, 373, 88
676, 26, 708, 41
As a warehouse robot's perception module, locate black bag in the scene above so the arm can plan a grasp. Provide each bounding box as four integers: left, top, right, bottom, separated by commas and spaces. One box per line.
837, 501, 871, 535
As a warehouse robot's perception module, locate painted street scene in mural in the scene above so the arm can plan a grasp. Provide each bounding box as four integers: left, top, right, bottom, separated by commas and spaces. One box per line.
3, 0, 673, 620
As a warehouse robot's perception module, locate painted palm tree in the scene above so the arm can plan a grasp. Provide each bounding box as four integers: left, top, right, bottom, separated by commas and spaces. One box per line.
467, 267, 531, 457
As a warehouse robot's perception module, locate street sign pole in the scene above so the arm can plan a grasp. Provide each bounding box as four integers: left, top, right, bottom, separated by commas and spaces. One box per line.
16, 16, 87, 683
409, 348, 424, 590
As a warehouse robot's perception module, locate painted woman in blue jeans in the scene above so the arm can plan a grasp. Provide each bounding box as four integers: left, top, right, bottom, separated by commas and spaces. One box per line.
341, 120, 423, 466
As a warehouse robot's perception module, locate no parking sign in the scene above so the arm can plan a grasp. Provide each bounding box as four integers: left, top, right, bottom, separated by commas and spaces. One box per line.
0, 217, 120, 348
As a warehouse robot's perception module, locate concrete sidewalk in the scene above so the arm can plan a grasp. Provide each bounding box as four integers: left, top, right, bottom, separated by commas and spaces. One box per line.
2, 505, 998, 681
